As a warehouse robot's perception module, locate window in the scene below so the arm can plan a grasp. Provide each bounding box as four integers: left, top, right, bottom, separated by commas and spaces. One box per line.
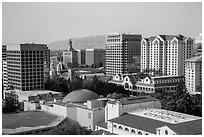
119, 126, 123, 129
138, 131, 142, 135
88, 113, 91, 119
131, 129, 136, 133
165, 130, 168, 135
125, 128, 129, 132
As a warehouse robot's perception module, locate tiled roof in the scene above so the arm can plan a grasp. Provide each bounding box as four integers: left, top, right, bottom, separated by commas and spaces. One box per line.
148, 36, 157, 41
147, 34, 191, 42
168, 119, 202, 135
185, 56, 202, 62
109, 113, 202, 135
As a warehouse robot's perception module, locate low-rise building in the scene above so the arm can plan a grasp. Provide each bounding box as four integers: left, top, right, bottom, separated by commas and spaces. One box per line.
105, 96, 161, 122
96, 108, 202, 135
4, 90, 62, 104
109, 74, 183, 93
135, 75, 184, 93
40, 89, 105, 130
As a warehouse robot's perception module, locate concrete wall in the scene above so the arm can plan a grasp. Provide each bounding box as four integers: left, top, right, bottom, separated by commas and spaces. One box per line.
41, 104, 67, 117
67, 107, 77, 121
87, 100, 105, 109
92, 108, 105, 129
24, 102, 37, 111
76, 107, 93, 129
86, 50, 94, 66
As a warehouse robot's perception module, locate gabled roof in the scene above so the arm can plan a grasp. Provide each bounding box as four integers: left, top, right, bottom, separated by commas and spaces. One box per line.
148, 36, 157, 41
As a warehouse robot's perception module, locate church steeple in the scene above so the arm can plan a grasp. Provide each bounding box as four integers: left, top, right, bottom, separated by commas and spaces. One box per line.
69, 39, 73, 51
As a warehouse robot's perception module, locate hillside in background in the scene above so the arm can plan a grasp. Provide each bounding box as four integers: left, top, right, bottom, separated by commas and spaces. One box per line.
48, 35, 106, 50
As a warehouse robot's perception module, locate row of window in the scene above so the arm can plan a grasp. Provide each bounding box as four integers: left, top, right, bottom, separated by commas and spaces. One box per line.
113, 124, 148, 135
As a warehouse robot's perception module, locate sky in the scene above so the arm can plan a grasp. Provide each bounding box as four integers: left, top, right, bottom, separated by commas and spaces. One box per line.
2, 2, 202, 44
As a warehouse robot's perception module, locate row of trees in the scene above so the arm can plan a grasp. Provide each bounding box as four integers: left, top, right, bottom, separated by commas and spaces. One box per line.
31, 118, 92, 135
2, 97, 17, 113
44, 75, 202, 117
149, 81, 202, 117
45, 75, 129, 98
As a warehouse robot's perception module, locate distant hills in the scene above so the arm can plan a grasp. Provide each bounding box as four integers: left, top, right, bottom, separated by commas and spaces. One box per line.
48, 35, 106, 50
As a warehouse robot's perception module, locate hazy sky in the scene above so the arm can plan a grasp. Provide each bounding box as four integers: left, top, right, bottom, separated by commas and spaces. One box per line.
2, 2, 202, 44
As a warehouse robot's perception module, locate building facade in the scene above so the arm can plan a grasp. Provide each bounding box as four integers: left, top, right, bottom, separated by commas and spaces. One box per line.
77, 49, 86, 65
2, 45, 7, 61
109, 74, 183, 93
86, 48, 105, 67
184, 56, 202, 94
106, 33, 142, 77
63, 39, 78, 68
141, 35, 193, 76
4, 44, 45, 91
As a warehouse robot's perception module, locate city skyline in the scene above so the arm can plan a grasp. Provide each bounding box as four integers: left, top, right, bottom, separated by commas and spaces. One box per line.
2, 2, 202, 45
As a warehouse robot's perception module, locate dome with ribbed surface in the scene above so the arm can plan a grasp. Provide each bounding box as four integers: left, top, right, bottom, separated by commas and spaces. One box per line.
63, 89, 99, 103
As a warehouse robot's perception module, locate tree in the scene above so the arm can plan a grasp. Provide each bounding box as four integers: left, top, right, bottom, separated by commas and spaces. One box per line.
150, 81, 202, 117
31, 118, 92, 135
2, 97, 16, 113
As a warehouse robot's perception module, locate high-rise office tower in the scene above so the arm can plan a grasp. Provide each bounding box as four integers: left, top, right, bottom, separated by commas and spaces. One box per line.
141, 35, 193, 76
86, 48, 105, 67
106, 33, 142, 77
185, 56, 202, 94
63, 39, 78, 68
77, 49, 86, 65
4, 44, 46, 91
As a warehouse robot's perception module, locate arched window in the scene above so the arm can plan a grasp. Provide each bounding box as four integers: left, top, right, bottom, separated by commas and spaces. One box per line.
138, 131, 142, 135
145, 133, 149, 135
125, 128, 129, 132
131, 129, 136, 133
165, 130, 168, 135
125, 83, 129, 88
35, 94, 41, 101
113, 124, 117, 128
48, 92, 53, 98
118, 126, 123, 130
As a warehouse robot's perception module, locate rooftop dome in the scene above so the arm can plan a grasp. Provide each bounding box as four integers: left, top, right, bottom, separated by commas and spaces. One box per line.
63, 89, 99, 103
